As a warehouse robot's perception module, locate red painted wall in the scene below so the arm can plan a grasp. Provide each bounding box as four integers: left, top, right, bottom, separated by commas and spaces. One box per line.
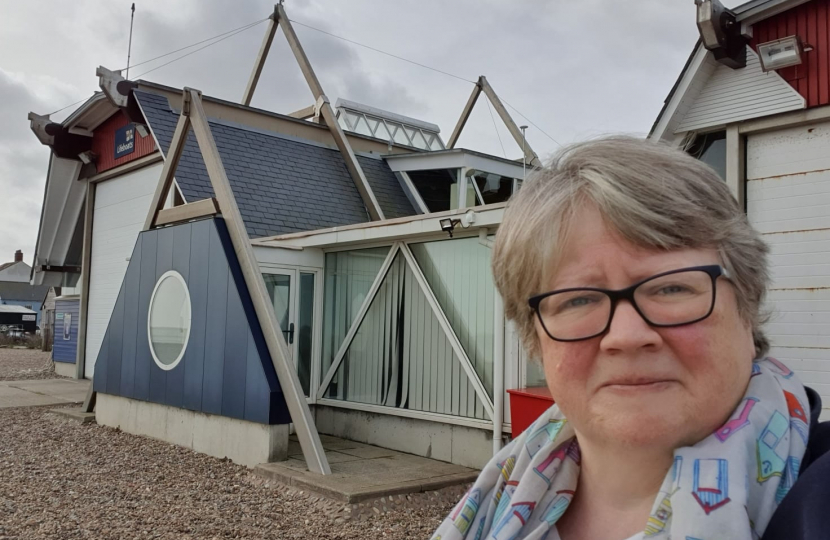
91, 113, 156, 173
750, 0, 830, 108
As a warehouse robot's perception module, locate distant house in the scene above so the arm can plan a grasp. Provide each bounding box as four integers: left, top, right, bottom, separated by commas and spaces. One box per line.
0, 250, 31, 283
0, 281, 52, 328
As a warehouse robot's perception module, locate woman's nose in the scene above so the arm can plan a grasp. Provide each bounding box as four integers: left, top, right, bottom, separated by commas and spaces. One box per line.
599, 300, 663, 353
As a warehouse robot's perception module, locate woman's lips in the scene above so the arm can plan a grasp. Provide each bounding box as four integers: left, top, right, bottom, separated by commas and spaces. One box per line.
601, 379, 677, 392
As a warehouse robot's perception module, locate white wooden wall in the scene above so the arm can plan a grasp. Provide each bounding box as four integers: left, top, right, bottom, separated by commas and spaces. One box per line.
677, 47, 805, 133
747, 122, 830, 419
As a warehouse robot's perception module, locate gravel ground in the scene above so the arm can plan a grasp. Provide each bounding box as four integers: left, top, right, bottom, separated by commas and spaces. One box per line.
0, 348, 60, 381
0, 405, 464, 539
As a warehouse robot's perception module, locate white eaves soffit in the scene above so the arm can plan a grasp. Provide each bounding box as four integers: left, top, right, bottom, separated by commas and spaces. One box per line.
676, 46, 805, 133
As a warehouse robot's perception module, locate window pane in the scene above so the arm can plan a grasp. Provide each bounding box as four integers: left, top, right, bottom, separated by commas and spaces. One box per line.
344, 111, 360, 131
410, 130, 428, 149
687, 131, 727, 180
324, 253, 487, 419
429, 134, 445, 150
392, 124, 410, 145
407, 169, 458, 212
365, 116, 380, 134
353, 115, 373, 137
322, 247, 391, 381
474, 172, 514, 205
263, 274, 291, 334
149, 272, 191, 368
297, 273, 315, 397
337, 114, 350, 131
410, 237, 495, 399
375, 122, 391, 142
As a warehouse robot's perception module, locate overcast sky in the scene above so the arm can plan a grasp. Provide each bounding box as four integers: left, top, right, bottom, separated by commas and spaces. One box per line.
0, 0, 740, 268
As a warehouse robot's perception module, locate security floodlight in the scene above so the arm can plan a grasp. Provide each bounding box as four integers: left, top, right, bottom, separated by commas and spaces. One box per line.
758, 36, 804, 72
439, 218, 460, 238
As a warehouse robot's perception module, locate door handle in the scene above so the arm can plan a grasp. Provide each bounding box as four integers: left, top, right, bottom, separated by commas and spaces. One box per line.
283, 322, 295, 345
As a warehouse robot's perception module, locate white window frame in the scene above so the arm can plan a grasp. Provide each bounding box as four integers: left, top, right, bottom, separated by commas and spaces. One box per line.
147, 270, 192, 372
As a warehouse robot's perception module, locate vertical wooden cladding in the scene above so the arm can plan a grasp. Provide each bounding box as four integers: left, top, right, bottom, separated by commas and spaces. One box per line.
750, 0, 830, 107
92, 218, 290, 425
91, 113, 156, 173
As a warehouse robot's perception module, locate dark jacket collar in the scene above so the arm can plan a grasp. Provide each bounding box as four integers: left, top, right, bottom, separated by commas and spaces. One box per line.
802, 387, 830, 475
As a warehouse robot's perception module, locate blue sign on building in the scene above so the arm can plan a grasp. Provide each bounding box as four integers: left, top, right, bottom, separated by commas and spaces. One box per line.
114, 124, 136, 159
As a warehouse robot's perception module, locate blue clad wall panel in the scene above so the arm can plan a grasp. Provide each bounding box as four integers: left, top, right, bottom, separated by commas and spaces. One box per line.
202, 227, 228, 415
166, 225, 191, 409
149, 228, 175, 403
133, 231, 158, 401
106, 284, 125, 394
52, 299, 79, 364
120, 243, 142, 398
183, 220, 210, 411
91, 218, 289, 424
222, 283, 248, 419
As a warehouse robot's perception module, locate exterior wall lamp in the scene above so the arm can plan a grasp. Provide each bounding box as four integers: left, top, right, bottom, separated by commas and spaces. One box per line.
758, 36, 806, 72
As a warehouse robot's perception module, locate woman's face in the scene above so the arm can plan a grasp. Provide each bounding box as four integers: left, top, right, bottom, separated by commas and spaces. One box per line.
537, 205, 756, 451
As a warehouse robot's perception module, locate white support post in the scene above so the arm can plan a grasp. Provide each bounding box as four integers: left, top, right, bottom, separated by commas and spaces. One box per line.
242, 7, 279, 107
186, 88, 331, 475
478, 76, 542, 168
317, 243, 401, 398
493, 291, 505, 453
726, 125, 746, 209
75, 181, 95, 380
447, 82, 482, 149
143, 92, 192, 231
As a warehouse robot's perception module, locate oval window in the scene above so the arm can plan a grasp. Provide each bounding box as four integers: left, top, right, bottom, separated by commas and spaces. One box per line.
148, 270, 191, 370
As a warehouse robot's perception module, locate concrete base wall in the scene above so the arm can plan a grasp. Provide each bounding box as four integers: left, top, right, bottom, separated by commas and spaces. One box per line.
314, 406, 493, 469
96, 393, 289, 468
54, 361, 76, 378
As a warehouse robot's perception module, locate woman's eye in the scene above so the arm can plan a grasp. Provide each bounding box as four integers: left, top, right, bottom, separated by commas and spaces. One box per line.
657, 285, 690, 295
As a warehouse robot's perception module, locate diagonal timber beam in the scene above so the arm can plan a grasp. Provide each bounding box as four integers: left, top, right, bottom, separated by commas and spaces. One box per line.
478, 76, 542, 168
186, 88, 331, 475
275, 4, 385, 221
447, 83, 482, 149
143, 90, 192, 231
242, 6, 279, 107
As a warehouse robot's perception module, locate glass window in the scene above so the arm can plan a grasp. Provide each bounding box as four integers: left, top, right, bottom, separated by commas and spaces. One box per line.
297, 272, 315, 397
687, 131, 727, 180
322, 247, 391, 381
353, 115, 373, 137
323, 249, 490, 420
263, 274, 291, 340
344, 111, 360, 131
365, 116, 380, 134
148, 271, 191, 370
337, 114, 350, 131
473, 173, 514, 205
392, 125, 410, 146
63, 314, 71, 341
407, 169, 458, 212
410, 130, 428, 150
429, 135, 444, 150
375, 122, 392, 142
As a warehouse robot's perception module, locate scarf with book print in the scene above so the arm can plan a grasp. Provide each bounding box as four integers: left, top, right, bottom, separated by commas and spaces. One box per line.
431, 357, 810, 540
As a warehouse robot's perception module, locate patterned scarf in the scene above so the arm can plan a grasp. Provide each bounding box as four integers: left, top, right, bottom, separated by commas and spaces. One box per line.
431, 358, 810, 540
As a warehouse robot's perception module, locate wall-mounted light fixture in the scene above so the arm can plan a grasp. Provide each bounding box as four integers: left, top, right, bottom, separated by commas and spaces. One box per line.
439, 210, 476, 238
758, 36, 805, 72
78, 150, 98, 165
439, 218, 460, 238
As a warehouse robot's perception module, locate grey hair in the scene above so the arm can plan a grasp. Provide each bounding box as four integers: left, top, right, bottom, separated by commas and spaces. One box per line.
492, 136, 770, 360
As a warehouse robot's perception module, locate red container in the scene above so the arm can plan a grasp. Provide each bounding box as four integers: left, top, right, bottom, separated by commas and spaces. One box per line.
506, 387, 555, 438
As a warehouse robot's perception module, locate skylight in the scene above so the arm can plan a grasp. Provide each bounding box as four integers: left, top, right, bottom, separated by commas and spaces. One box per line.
335, 98, 445, 151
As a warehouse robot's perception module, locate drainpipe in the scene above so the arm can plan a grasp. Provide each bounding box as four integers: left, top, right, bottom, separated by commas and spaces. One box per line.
493, 290, 505, 454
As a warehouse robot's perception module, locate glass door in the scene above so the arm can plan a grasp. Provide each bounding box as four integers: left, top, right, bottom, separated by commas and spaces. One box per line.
262, 269, 317, 398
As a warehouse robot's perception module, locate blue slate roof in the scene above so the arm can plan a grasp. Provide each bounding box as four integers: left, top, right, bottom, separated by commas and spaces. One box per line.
135, 90, 415, 239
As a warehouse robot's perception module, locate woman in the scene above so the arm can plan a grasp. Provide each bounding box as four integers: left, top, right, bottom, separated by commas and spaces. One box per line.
431, 137, 830, 540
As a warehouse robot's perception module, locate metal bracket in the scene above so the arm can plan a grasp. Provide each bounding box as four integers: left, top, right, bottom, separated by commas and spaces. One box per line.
313, 95, 328, 122
96, 66, 131, 108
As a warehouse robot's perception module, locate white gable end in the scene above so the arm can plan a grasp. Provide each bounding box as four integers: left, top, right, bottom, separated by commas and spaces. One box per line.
676, 46, 805, 133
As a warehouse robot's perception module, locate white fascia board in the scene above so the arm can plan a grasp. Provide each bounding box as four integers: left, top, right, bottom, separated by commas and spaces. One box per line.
253, 204, 506, 249
33, 156, 84, 286
736, 0, 812, 25
651, 44, 712, 142
64, 93, 115, 132
385, 151, 526, 179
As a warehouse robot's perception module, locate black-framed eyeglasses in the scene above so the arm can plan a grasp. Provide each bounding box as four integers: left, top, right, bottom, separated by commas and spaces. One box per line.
528, 265, 731, 342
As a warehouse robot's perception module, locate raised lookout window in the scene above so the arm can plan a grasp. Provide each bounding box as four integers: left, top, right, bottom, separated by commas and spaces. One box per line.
148, 270, 191, 371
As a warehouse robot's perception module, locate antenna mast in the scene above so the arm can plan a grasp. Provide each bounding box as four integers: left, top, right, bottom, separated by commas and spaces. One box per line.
126, 3, 136, 79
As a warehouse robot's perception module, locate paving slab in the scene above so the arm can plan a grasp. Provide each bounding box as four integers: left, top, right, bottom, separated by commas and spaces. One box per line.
0, 379, 90, 408
254, 434, 479, 503
48, 408, 97, 424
